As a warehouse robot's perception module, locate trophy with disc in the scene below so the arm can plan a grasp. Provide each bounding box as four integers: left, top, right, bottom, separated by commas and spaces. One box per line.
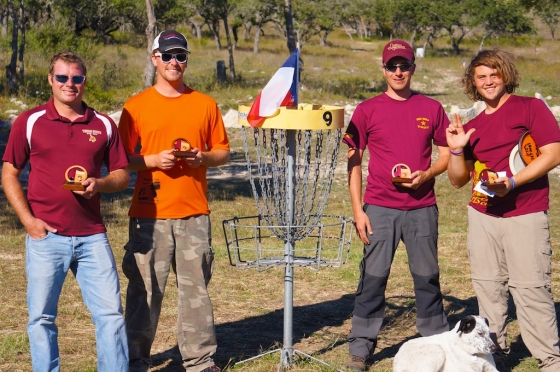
172, 138, 195, 159
62, 165, 87, 191
392, 163, 412, 183
480, 168, 506, 190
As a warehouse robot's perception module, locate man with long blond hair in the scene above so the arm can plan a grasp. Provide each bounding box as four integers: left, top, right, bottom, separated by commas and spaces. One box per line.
446, 49, 560, 371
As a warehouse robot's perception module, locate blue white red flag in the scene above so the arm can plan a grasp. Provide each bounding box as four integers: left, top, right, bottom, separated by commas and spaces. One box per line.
247, 49, 299, 127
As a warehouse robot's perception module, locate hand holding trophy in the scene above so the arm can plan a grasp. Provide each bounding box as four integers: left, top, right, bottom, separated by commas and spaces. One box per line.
479, 168, 506, 190
392, 163, 412, 183
172, 138, 195, 159
62, 165, 87, 191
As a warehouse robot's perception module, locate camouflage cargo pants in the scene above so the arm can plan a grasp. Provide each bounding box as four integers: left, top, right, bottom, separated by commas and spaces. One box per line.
122, 216, 217, 372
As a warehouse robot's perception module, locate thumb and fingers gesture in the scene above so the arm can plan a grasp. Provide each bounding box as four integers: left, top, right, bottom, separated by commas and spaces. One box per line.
447, 113, 476, 151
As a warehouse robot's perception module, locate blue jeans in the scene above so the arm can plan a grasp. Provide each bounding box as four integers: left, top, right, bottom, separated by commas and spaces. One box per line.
26, 232, 128, 372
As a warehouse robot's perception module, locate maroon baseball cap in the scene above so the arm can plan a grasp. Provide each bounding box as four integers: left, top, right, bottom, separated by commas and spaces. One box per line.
382, 40, 414, 63
152, 30, 189, 52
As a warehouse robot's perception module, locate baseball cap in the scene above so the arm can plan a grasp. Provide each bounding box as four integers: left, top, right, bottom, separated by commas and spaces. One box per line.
152, 30, 189, 53
382, 40, 414, 63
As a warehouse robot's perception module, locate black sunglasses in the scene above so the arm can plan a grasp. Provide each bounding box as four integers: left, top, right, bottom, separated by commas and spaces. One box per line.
154, 52, 188, 64
52, 74, 86, 84
384, 63, 414, 73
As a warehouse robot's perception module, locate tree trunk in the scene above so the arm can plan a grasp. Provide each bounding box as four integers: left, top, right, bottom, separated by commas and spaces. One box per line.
231, 25, 237, 50
284, 0, 296, 52
319, 30, 329, 46
1, 6, 8, 38
341, 23, 354, 41
409, 29, 416, 49
211, 20, 221, 50
253, 24, 261, 53
17, 0, 24, 84
222, 14, 235, 80
243, 22, 251, 41
6, 0, 18, 94
479, 33, 490, 51
142, 0, 156, 88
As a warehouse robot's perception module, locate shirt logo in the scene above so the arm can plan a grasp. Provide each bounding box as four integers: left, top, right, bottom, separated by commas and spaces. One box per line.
82, 129, 101, 142
416, 117, 430, 130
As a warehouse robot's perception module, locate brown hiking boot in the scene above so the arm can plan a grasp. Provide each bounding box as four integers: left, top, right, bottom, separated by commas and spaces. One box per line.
346, 355, 366, 371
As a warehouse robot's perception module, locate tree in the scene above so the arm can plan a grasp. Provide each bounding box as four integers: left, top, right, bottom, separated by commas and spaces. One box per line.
468, 0, 534, 50
232, 0, 279, 53
432, 0, 471, 55
284, 0, 296, 52
533, 0, 560, 39
5, 0, 18, 93
142, 0, 156, 88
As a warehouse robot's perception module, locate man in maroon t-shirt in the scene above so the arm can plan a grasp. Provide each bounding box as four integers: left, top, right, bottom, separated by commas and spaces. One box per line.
343, 40, 450, 371
447, 49, 560, 371
1, 51, 129, 371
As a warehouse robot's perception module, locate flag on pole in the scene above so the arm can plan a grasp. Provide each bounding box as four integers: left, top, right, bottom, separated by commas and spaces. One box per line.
247, 49, 299, 127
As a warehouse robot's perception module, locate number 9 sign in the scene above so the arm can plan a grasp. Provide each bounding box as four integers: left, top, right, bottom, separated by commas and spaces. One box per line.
323, 111, 332, 126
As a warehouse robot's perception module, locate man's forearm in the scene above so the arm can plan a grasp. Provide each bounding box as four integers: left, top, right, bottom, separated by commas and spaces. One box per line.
201, 149, 230, 167
96, 169, 130, 193
1, 165, 34, 226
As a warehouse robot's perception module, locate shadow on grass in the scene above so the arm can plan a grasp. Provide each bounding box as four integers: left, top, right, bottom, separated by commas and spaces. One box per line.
148, 292, 542, 371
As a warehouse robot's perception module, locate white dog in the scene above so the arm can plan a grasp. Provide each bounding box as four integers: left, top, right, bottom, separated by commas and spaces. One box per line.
393, 315, 499, 372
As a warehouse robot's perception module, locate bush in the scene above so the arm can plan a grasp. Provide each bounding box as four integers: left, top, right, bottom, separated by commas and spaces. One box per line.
27, 22, 101, 63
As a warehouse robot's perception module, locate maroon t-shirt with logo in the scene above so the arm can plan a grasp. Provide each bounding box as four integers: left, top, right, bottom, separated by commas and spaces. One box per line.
463, 95, 560, 217
2, 98, 129, 236
343, 92, 449, 210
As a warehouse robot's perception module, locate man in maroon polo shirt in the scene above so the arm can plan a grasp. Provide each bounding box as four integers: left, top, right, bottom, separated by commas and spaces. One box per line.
343, 40, 450, 371
1, 51, 129, 371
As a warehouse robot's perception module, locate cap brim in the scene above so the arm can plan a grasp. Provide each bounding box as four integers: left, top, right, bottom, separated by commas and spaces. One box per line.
159, 45, 189, 52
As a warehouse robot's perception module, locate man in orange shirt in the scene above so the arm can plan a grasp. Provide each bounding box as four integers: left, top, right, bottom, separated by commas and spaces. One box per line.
118, 30, 230, 372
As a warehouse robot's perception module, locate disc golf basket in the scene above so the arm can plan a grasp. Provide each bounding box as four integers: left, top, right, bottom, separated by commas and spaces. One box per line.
223, 104, 353, 371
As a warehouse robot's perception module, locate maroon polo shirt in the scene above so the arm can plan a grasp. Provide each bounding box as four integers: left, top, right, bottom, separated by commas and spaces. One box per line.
343, 92, 449, 210
2, 98, 129, 236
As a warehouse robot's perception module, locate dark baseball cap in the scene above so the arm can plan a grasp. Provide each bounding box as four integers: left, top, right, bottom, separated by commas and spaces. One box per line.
152, 30, 189, 52
382, 40, 414, 63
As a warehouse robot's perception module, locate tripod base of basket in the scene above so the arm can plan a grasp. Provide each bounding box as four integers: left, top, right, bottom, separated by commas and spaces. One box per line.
222, 215, 353, 272
235, 346, 345, 372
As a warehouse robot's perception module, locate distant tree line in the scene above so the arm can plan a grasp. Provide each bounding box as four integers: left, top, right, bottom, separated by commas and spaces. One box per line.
1, 0, 559, 94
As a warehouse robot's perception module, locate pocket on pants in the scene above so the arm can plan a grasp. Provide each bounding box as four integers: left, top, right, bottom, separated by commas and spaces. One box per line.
122, 240, 152, 281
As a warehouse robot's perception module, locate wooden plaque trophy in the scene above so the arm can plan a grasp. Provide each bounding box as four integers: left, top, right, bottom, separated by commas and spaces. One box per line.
172, 138, 195, 159
62, 165, 87, 191
392, 163, 412, 183
480, 168, 506, 190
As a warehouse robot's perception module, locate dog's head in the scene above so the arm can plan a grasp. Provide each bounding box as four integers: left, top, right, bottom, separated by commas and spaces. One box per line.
455, 315, 497, 355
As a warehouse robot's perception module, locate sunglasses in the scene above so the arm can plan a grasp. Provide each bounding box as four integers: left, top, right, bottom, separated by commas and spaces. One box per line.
52, 74, 86, 84
154, 52, 188, 64
384, 63, 414, 72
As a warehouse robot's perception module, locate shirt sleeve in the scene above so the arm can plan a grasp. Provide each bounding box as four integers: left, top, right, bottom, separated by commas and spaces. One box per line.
118, 104, 139, 155
2, 114, 31, 169
527, 98, 560, 148
433, 104, 450, 147
207, 102, 230, 151
342, 105, 367, 150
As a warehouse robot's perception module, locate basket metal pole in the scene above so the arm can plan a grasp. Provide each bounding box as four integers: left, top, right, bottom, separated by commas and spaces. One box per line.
280, 129, 296, 367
